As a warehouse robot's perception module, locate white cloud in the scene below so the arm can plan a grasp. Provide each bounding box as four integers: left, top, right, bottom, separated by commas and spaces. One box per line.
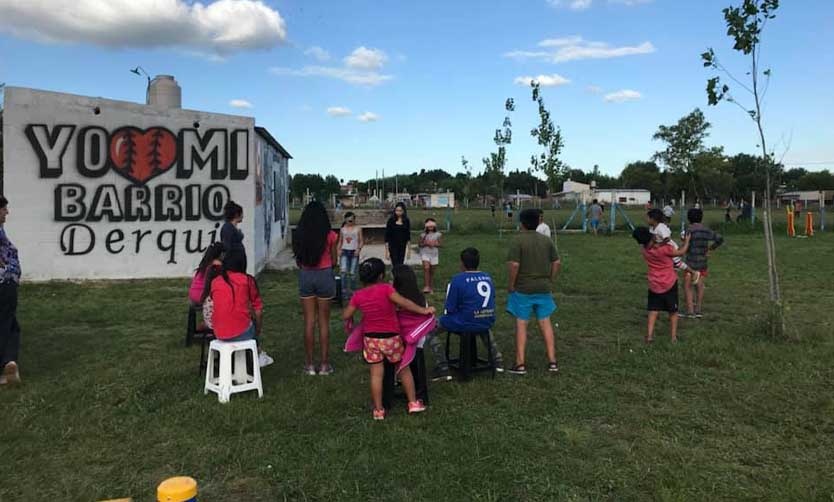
357, 112, 380, 123
604, 89, 642, 102
505, 36, 655, 63
229, 99, 253, 109
547, 0, 593, 10
538, 36, 584, 47
304, 46, 330, 61
610, 0, 653, 5
270, 65, 392, 86
0, 0, 287, 55
327, 106, 352, 117
514, 74, 571, 87
271, 45, 393, 86
344, 46, 387, 70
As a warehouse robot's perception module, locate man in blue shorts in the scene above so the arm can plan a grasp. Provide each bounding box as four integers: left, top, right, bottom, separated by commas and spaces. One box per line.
507, 208, 561, 374
432, 248, 503, 381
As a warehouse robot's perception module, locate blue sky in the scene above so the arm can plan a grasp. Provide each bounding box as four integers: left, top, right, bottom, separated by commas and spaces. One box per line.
1, 0, 833, 181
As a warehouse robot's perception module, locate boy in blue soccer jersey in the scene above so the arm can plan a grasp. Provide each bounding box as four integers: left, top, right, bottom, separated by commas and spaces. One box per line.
428, 247, 504, 381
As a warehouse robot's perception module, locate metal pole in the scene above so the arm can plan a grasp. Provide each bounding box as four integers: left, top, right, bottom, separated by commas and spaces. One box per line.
680, 190, 686, 235
751, 191, 757, 226
820, 191, 826, 232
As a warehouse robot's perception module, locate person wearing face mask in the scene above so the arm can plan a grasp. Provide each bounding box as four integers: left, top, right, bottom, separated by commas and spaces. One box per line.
384, 202, 411, 266
220, 201, 247, 271
418, 218, 442, 294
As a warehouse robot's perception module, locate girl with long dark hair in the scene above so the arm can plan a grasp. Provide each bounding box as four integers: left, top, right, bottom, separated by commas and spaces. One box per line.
221, 200, 246, 270
189, 242, 224, 306
204, 250, 272, 366
384, 202, 411, 266
293, 201, 339, 375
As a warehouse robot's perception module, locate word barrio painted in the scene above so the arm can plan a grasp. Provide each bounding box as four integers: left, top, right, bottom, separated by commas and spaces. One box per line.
26, 124, 249, 264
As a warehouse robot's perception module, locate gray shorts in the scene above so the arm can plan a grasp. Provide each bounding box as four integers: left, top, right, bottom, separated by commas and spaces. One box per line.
299, 268, 337, 299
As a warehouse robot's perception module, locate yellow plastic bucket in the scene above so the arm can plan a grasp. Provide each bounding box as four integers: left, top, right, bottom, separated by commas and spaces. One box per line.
157, 477, 197, 502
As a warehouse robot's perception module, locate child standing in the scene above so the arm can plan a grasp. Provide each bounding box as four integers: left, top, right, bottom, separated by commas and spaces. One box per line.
343, 258, 433, 420
647, 208, 700, 285
506, 209, 562, 375
418, 218, 442, 294
632, 226, 691, 343
682, 208, 724, 318
338, 212, 363, 296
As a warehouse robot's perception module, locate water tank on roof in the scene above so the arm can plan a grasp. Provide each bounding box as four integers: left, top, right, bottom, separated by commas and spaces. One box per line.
147, 75, 181, 110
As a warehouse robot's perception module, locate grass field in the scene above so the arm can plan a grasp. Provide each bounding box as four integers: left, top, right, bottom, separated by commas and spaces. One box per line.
1, 209, 833, 501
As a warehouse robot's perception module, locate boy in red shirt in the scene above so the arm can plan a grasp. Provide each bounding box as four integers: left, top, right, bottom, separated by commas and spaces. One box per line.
632, 226, 691, 343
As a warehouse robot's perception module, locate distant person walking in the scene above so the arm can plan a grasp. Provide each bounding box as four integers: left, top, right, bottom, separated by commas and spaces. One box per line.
589, 199, 603, 235
221, 201, 246, 271
294, 201, 339, 375
385, 202, 411, 266
536, 209, 552, 238
0, 196, 22, 385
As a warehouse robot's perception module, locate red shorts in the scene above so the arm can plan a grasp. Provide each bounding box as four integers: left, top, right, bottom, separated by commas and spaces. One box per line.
363, 335, 405, 364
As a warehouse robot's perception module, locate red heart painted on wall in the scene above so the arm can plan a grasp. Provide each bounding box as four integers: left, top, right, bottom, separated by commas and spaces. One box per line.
109, 127, 177, 185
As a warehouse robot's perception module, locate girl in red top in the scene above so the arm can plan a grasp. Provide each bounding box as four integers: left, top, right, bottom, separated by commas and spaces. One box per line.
207, 250, 264, 344
342, 258, 434, 420
633, 226, 690, 344
293, 201, 339, 376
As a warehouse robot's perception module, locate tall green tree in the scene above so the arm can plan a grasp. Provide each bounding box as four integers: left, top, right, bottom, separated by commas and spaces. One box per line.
702, 0, 783, 336
482, 98, 514, 199
621, 161, 663, 197
528, 82, 566, 194
652, 108, 712, 199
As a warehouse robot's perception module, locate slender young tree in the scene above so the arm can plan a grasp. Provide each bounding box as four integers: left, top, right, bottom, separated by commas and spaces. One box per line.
483, 98, 514, 200
528, 82, 565, 194
702, 0, 784, 336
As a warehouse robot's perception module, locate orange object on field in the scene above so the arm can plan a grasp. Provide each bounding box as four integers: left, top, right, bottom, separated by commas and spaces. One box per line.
786, 204, 795, 237
805, 211, 814, 237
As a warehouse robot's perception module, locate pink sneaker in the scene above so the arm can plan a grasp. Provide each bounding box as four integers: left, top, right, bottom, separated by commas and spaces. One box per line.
407, 400, 427, 414
372, 408, 386, 421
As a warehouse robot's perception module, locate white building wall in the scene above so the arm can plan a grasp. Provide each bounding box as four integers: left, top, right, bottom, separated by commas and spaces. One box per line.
252, 135, 290, 272
593, 190, 651, 205
3, 86, 259, 281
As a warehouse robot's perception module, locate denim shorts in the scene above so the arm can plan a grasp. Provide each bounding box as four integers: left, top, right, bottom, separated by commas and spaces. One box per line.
506, 291, 557, 321
299, 267, 337, 299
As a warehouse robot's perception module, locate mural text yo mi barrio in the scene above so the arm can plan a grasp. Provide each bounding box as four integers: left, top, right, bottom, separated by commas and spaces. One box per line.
26, 124, 249, 264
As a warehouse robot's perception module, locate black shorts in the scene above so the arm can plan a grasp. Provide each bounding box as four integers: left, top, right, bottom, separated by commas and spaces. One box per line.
647, 283, 678, 313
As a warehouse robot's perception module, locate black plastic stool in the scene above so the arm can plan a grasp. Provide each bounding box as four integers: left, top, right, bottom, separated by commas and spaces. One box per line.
185, 304, 213, 347
445, 331, 496, 381
382, 348, 430, 409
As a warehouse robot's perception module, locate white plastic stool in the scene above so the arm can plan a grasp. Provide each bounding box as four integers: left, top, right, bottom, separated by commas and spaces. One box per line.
203, 339, 263, 403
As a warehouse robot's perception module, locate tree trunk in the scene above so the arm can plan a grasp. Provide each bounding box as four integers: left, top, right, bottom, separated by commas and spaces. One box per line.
752, 46, 785, 337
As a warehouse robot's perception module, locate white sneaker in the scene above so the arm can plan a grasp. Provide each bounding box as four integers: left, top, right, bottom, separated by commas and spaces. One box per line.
258, 352, 274, 368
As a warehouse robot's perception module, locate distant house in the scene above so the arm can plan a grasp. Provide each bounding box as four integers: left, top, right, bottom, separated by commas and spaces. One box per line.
593, 189, 651, 206
779, 190, 833, 206
555, 180, 650, 206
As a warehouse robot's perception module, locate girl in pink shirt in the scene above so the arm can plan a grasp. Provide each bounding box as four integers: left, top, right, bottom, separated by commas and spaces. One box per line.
342, 258, 434, 421
633, 226, 690, 344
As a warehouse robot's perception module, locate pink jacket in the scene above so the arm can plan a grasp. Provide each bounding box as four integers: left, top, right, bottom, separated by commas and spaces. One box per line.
344, 311, 436, 373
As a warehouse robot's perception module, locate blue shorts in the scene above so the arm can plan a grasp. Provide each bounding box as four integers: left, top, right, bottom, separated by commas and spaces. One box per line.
506, 292, 557, 321
590, 219, 600, 229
